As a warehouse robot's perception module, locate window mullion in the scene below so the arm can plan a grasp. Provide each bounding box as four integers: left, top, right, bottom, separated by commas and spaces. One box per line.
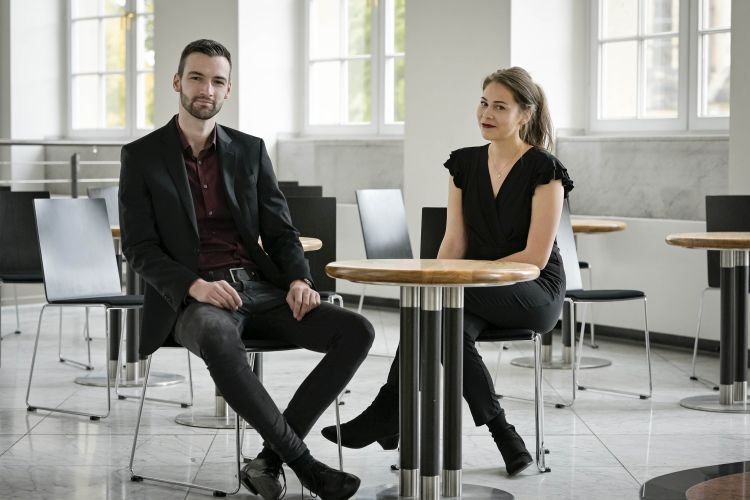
374, 0, 383, 133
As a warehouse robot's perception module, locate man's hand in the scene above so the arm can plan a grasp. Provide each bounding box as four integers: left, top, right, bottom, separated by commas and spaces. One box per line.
188, 278, 242, 310
287, 279, 320, 321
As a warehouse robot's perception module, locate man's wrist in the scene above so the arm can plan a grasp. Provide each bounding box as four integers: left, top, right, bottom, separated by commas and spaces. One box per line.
301, 278, 314, 289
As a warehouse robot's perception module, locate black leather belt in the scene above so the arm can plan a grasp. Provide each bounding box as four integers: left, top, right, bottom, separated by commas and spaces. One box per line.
200, 267, 260, 283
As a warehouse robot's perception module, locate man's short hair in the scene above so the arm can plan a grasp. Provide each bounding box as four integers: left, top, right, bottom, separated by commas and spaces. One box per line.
177, 39, 232, 76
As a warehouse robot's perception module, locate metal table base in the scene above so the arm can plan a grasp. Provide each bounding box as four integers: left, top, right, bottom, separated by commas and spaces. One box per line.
75, 371, 184, 388
511, 355, 611, 369
680, 394, 750, 413
356, 483, 513, 500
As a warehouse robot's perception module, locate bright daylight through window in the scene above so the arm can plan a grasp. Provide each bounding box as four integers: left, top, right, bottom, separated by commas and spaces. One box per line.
69, 0, 154, 136
307, 0, 405, 134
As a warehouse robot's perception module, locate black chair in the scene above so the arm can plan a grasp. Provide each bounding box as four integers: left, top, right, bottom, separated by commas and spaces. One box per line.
286, 196, 338, 294
0, 186, 10, 191
558, 202, 653, 400
87, 186, 120, 226
129, 339, 344, 497
25, 198, 144, 421
280, 185, 323, 198
420, 206, 549, 473
277, 180, 299, 190
0, 191, 50, 367
690, 195, 750, 387
355, 189, 413, 314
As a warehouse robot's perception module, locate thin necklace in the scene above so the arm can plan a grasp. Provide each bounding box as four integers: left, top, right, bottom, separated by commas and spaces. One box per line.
488, 143, 524, 179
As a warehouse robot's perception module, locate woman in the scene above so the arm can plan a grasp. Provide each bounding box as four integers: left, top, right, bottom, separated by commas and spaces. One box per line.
322, 67, 573, 476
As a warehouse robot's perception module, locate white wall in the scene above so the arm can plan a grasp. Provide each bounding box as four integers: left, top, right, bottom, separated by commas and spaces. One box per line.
153, 0, 239, 129
510, 0, 587, 134
237, 0, 301, 165
403, 0, 512, 250
0, 1, 10, 182
729, 0, 750, 192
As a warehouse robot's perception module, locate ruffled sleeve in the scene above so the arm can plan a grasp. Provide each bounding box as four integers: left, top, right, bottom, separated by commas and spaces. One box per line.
532, 155, 574, 197
443, 149, 466, 189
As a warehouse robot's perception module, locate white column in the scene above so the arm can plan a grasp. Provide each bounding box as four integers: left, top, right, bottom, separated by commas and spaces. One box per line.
729, 0, 750, 193
403, 0, 511, 253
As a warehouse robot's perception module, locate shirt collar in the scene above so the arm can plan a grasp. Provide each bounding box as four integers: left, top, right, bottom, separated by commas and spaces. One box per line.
173, 114, 217, 156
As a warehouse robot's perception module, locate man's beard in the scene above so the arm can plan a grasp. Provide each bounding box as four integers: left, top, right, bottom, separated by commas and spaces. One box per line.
180, 91, 223, 120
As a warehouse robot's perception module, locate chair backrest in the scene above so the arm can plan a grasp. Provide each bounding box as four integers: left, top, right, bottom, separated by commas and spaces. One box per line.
557, 202, 584, 292
87, 185, 120, 227
0, 186, 10, 191
706, 195, 750, 288
280, 185, 323, 198
0, 191, 50, 275
278, 181, 299, 189
285, 196, 337, 291
34, 198, 122, 302
420, 207, 447, 258
356, 189, 413, 259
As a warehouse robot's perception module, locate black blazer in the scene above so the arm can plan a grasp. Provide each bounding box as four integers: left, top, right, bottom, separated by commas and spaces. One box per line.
119, 118, 312, 356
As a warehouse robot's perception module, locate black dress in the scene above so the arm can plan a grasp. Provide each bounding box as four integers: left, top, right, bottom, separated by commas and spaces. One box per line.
385, 144, 574, 427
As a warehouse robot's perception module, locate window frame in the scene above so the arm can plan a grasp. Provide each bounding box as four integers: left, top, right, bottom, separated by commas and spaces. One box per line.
303, 0, 404, 136
589, 0, 729, 134
66, 0, 154, 139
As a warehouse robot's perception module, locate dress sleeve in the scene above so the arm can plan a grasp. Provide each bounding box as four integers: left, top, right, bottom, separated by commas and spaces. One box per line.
532, 155, 574, 197
443, 149, 465, 189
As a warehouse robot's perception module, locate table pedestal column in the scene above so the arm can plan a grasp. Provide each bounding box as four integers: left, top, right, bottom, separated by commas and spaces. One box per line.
442, 287, 463, 498
681, 250, 750, 413
420, 287, 442, 500
399, 287, 420, 498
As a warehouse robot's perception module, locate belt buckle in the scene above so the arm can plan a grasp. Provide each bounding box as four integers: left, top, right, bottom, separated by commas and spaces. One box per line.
228, 267, 247, 283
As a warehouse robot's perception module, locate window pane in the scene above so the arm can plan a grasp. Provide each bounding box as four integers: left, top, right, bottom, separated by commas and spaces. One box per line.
137, 15, 155, 71
309, 61, 341, 124
72, 19, 100, 73
601, 0, 638, 39
701, 0, 731, 30
643, 0, 679, 34
701, 32, 730, 117
601, 41, 637, 119
72, 75, 100, 129
643, 37, 679, 118
137, 0, 154, 14
385, 0, 405, 54
384, 56, 405, 123
347, 0, 371, 56
71, 0, 99, 19
347, 58, 371, 123
103, 17, 126, 71
310, 0, 342, 59
103, 0, 126, 16
137, 72, 154, 129
105, 74, 126, 128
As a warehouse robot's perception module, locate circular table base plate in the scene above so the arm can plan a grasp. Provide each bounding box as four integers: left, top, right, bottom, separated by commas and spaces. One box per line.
510, 356, 612, 369
679, 394, 750, 413
355, 483, 513, 499
74, 371, 184, 387
175, 409, 236, 429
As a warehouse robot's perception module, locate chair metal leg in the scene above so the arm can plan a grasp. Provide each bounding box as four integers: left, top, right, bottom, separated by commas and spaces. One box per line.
13, 283, 21, 334
582, 266, 599, 348
57, 306, 94, 370
130, 355, 241, 497
690, 288, 720, 390
492, 342, 505, 387
576, 298, 652, 399
27, 304, 112, 420
357, 285, 366, 314
533, 335, 550, 472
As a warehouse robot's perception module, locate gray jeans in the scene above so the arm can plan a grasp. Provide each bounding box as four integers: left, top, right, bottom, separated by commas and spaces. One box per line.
174, 279, 374, 462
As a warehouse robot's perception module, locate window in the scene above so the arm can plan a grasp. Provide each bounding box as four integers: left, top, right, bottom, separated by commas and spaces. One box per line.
69, 0, 154, 137
305, 0, 405, 135
590, 0, 730, 132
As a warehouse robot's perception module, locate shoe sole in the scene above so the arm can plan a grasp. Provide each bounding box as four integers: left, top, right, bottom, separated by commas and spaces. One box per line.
506, 457, 534, 477
240, 471, 282, 500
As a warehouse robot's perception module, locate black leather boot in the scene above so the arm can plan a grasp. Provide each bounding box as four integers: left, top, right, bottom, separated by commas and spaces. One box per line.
487, 410, 533, 476
289, 451, 361, 500
321, 384, 399, 449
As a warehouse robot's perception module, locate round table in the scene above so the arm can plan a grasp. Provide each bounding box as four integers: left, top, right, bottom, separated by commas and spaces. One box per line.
327, 259, 539, 500
175, 236, 324, 429
667, 232, 750, 413
512, 217, 626, 371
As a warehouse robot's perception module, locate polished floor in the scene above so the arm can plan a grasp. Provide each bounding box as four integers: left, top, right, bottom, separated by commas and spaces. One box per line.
0, 302, 748, 499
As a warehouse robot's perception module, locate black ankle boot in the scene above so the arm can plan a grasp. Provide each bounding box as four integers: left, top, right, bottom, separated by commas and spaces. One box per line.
321, 385, 399, 450
289, 452, 360, 500
487, 410, 533, 476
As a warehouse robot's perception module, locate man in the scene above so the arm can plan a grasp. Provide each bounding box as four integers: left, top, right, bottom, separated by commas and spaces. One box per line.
119, 39, 373, 500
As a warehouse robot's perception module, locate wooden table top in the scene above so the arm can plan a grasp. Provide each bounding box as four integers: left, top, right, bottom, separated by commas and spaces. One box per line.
326, 259, 539, 287
571, 218, 627, 234
666, 232, 750, 250
111, 227, 321, 252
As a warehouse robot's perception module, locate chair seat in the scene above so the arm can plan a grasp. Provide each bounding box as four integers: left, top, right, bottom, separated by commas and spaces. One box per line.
242, 338, 300, 353
566, 289, 645, 302
0, 272, 44, 283
477, 328, 537, 342
578, 261, 590, 270
51, 294, 144, 307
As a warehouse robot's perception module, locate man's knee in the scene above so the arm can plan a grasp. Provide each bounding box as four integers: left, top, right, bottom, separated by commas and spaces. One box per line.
338, 310, 375, 351
179, 304, 239, 352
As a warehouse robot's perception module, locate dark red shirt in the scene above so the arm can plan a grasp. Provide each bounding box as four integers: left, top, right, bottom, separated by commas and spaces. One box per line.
175, 117, 255, 272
